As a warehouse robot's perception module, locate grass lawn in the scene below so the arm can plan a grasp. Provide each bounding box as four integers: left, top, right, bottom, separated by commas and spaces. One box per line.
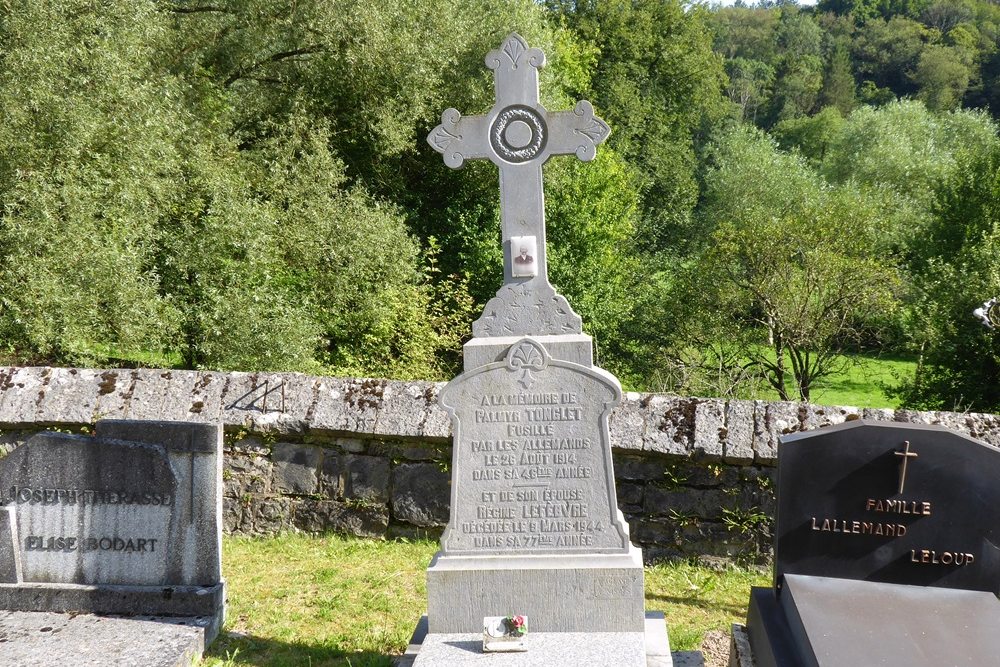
751, 352, 917, 408
201, 534, 768, 667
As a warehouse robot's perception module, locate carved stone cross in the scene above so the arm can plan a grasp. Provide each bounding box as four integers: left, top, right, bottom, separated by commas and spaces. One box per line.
428, 33, 610, 290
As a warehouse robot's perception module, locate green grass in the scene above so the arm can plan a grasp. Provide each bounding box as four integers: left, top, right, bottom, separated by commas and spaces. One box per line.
200, 535, 768, 666
751, 352, 917, 408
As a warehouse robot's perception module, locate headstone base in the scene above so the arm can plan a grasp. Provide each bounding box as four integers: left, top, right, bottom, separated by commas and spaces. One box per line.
0, 581, 225, 644
462, 334, 593, 370
398, 612, 686, 667
741, 574, 1000, 666
426, 546, 645, 633
0, 610, 213, 667
727, 624, 753, 667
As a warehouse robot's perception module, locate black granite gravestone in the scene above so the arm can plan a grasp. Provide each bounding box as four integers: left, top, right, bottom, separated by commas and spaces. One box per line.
738, 420, 1000, 667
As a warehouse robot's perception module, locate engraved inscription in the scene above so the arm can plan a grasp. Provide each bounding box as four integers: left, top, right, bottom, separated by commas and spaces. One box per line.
805, 448, 976, 568
438, 338, 627, 554
910, 549, 975, 566
10, 485, 173, 506
25, 535, 159, 554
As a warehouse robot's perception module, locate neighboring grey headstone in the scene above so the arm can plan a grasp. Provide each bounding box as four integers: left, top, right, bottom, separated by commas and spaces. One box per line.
740, 420, 1000, 666
0, 420, 224, 648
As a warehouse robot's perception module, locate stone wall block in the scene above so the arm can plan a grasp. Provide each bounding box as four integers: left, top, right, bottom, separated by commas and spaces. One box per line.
392, 462, 450, 526
187, 371, 229, 423
219, 371, 315, 433
272, 442, 323, 494
756, 401, 801, 464
292, 499, 389, 538
965, 413, 1000, 445
319, 451, 342, 499
309, 378, 380, 435
612, 453, 667, 481
227, 436, 271, 456
0, 367, 53, 425
893, 409, 929, 425
723, 400, 755, 464
334, 437, 368, 454
643, 396, 696, 456
121, 368, 193, 421
184, 371, 228, 423
930, 410, 974, 434
799, 404, 861, 431
616, 482, 643, 513
343, 454, 390, 503
644, 487, 732, 520
680, 463, 740, 489
118, 368, 167, 420
97, 368, 145, 420
37, 368, 105, 424
249, 496, 292, 535
162, 370, 211, 421
631, 518, 681, 549
374, 381, 445, 439
693, 399, 726, 459
397, 444, 446, 461
222, 497, 247, 533
609, 393, 647, 452
224, 455, 272, 496
421, 382, 452, 439
862, 407, 895, 422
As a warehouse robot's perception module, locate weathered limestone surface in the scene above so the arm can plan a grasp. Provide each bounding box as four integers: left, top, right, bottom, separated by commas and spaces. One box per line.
4, 366, 1000, 564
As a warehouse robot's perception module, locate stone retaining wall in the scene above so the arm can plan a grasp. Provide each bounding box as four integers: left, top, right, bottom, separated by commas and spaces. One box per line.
3, 366, 999, 563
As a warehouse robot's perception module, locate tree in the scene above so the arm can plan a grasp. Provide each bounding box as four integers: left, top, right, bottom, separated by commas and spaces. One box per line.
891, 136, 1000, 411
768, 9, 825, 122
0, 0, 469, 378
548, 0, 729, 255
852, 16, 932, 97
821, 38, 858, 114
772, 106, 846, 164
819, 102, 997, 257
673, 126, 900, 402
727, 58, 776, 123
0, 0, 184, 365
914, 44, 974, 111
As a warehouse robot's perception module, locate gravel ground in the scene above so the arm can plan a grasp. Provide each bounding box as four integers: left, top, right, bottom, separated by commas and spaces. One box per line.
700, 629, 731, 667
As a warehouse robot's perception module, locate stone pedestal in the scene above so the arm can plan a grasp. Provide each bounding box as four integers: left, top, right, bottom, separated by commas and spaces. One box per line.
409, 332, 670, 663
426, 547, 645, 633
400, 612, 677, 667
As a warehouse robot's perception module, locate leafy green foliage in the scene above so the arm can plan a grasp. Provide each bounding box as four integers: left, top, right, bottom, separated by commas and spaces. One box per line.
0, 0, 469, 378
891, 134, 1000, 410
549, 0, 729, 255
670, 126, 901, 401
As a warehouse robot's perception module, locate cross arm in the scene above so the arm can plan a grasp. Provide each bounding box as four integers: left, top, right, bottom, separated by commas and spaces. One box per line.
545, 101, 611, 163
427, 109, 491, 169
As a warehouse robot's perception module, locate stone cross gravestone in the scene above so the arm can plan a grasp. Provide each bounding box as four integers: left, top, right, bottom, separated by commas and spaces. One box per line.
735, 420, 1000, 666
403, 33, 674, 667
0, 420, 225, 649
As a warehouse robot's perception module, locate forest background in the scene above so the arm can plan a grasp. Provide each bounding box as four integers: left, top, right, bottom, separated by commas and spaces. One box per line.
2, 0, 1000, 411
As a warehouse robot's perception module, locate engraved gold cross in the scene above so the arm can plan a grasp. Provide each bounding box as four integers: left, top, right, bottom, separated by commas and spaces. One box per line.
427, 33, 610, 285
894, 440, 918, 494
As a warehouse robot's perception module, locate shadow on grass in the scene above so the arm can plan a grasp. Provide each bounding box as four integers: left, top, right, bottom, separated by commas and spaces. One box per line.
205, 632, 399, 667
644, 592, 750, 619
